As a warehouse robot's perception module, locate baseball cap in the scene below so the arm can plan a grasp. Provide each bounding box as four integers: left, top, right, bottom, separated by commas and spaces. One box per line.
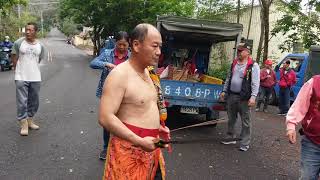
237, 42, 251, 52
264, 59, 273, 65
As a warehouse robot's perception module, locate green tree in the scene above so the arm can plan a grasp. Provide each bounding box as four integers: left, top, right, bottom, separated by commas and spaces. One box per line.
272, 0, 320, 52
0, 0, 27, 13
0, 11, 37, 40
58, 0, 196, 55
197, 0, 236, 20
60, 18, 79, 37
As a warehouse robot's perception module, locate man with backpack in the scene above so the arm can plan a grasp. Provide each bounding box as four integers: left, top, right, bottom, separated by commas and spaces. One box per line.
11, 22, 46, 136
219, 42, 260, 152
278, 60, 296, 115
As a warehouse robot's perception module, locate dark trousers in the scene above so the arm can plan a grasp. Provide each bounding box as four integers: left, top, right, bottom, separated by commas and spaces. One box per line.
279, 87, 290, 114
154, 164, 163, 180
227, 93, 251, 146
103, 128, 110, 150
256, 86, 272, 110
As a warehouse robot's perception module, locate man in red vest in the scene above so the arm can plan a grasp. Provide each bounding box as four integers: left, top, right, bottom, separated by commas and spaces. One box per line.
256, 59, 276, 112
286, 75, 320, 180
278, 60, 296, 115
220, 42, 260, 152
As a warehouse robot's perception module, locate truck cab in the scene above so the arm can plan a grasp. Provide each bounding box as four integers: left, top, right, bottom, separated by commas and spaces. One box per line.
156, 16, 243, 121
272, 46, 320, 104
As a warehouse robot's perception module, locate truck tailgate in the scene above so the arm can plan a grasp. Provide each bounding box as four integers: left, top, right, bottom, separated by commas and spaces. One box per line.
160, 79, 223, 107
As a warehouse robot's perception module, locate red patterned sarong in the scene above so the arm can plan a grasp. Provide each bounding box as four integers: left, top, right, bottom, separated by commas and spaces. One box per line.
103, 123, 166, 180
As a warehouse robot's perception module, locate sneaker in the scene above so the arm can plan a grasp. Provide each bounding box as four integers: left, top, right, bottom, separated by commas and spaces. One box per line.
263, 109, 268, 113
239, 145, 249, 152
255, 108, 260, 112
99, 149, 107, 160
221, 136, 237, 145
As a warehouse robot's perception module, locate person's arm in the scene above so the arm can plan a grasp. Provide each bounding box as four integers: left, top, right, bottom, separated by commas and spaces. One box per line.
11, 54, 18, 69
99, 68, 157, 152
11, 42, 18, 69
286, 78, 313, 131
39, 44, 47, 62
260, 70, 267, 81
290, 70, 297, 86
222, 69, 231, 93
90, 50, 115, 69
220, 69, 231, 101
286, 78, 313, 144
250, 63, 260, 100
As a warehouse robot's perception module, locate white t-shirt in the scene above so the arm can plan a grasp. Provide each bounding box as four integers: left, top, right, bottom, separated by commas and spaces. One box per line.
15, 40, 42, 81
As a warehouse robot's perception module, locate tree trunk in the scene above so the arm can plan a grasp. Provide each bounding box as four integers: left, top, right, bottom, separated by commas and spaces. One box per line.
247, 0, 255, 39
262, 1, 270, 62
92, 26, 98, 56
237, 0, 241, 23
256, 1, 265, 64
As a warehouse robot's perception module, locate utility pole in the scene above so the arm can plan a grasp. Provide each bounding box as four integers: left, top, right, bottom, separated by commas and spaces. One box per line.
18, 5, 21, 34
41, 10, 44, 37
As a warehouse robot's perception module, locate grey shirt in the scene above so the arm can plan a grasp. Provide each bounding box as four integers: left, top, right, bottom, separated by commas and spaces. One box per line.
223, 61, 260, 99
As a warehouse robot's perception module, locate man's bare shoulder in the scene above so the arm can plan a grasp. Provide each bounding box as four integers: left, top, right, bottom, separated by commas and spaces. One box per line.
107, 61, 130, 83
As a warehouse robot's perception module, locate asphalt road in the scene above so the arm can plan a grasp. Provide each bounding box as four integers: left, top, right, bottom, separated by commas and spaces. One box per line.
0, 28, 301, 180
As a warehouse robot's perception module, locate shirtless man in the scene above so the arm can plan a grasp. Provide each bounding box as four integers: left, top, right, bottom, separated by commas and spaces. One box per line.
99, 23, 168, 180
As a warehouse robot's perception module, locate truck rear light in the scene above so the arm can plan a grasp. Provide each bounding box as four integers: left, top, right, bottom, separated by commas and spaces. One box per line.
212, 103, 226, 111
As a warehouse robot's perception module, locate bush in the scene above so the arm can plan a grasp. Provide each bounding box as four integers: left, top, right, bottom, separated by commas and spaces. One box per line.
207, 62, 230, 81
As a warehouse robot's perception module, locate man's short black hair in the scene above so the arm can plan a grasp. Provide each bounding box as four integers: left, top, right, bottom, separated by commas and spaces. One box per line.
129, 24, 150, 47
285, 60, 291, 64
26, 22, 38, 31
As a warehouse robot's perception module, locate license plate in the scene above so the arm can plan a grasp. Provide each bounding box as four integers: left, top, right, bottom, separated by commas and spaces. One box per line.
180, 106, 199, 114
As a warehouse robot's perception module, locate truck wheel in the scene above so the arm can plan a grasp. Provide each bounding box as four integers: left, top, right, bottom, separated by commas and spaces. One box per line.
206, 110, 219, 127
0, 65, 4, 71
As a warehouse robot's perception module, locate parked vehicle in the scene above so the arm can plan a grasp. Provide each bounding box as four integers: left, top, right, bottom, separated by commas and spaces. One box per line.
271, 45, 320, 104
157, 16, 243, 121
0, 46, 13, 71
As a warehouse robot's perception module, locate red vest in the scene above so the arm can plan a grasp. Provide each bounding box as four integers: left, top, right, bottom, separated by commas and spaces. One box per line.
302, 75, 320, 145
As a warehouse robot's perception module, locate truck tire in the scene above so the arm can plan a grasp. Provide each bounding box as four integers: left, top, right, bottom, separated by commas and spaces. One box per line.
206, 110, 219, 127
0, 65, 4, 71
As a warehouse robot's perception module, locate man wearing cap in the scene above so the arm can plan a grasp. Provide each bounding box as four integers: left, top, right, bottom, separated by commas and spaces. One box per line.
278, 60, 296, 115
219, 42, 260, 152
256, 59, 276, 112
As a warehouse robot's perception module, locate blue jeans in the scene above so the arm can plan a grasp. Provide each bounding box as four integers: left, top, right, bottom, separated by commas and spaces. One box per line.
300, 136, 320, 180
15, 81, 41, 120
279, 87, 290, 114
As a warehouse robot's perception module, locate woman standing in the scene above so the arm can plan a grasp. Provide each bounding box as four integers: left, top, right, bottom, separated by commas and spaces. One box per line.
90, 31, 130, 160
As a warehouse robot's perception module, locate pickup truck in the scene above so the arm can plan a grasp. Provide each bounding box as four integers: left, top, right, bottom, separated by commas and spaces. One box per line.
271, 45, 320, 104
157, 16, 243, 121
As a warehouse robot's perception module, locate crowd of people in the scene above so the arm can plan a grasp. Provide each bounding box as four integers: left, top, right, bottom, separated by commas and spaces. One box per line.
9, 21, 319, 180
